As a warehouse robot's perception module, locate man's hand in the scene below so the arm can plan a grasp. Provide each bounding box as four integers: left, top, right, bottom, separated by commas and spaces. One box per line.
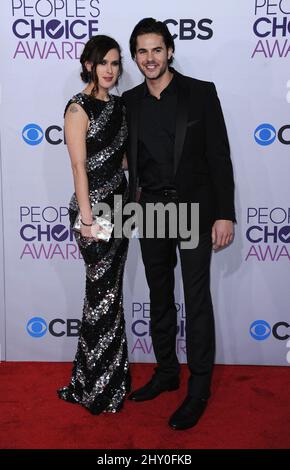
211, 220, 234, 250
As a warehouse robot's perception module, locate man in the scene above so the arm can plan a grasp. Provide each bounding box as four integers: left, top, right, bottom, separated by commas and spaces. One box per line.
123, 18, 235, 430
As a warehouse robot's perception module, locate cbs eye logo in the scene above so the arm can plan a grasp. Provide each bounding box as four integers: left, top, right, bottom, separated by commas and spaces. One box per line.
22, 123, 64, 145
254, 123, 290, 146
26, 316, 81, 338
22, 124, 44, 146
26, 317, 48, 338
254, 124, 276, 146
249, 320, 271, 341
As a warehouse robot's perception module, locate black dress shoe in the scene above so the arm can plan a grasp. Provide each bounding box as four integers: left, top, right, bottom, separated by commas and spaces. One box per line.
169, 396, 208, 430
128, 376, 179, 402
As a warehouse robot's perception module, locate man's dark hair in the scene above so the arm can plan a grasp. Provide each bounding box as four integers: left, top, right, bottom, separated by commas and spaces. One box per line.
129, 18, 175, 64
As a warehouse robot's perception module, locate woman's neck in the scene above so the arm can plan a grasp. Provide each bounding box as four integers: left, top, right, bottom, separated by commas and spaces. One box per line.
84, 83, 109, 101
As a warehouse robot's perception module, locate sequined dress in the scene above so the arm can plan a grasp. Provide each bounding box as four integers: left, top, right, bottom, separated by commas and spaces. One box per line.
58, 93, 130, 414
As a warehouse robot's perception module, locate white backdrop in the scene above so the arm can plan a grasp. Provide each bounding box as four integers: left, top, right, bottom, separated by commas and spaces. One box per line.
0, 139, 5, 363
0, 0, 289, 365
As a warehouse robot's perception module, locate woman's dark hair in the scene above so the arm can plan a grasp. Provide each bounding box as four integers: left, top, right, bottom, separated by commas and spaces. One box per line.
129, 18, 175, 64
80, 35, 123, 94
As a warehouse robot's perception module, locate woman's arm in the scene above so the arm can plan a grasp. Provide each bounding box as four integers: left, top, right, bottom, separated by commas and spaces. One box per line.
64, 103, 92, 237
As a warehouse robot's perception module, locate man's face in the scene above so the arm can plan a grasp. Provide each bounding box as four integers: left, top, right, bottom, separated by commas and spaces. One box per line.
135, 33, 172, 81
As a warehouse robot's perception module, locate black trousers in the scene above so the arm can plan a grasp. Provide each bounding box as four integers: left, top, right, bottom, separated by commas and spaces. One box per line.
138, 192, 215, 399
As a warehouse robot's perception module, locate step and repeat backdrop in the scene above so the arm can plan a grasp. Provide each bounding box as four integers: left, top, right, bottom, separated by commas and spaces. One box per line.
0, 0, 289, 365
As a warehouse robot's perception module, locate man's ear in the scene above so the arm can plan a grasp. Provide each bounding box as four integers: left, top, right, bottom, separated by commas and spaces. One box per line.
167, 47, 173, 61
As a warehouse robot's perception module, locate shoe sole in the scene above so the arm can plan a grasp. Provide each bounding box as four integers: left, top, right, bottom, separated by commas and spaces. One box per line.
169, 423, 198, 430
128, 384, 179, 401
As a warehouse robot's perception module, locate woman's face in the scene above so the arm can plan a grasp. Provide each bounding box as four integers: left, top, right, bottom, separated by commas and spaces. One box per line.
94, 48, 120, 91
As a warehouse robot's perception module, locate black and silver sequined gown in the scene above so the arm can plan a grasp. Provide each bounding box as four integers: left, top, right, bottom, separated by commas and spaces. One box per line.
58, 93, 130, 414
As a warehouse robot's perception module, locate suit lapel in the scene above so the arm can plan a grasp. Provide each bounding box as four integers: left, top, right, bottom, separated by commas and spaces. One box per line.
174, 76, 190, 174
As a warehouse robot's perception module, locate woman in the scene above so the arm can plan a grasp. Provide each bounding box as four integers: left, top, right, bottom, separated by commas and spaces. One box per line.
58, 35, 130, 414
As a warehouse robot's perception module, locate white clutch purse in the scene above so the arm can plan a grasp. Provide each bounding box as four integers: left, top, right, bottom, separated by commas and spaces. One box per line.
73, 212, 114, 242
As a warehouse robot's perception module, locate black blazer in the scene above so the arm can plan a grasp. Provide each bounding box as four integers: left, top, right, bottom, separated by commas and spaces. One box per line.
122, 69, 236, 233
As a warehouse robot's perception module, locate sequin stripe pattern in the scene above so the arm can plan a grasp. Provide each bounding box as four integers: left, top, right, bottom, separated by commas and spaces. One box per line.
69, 168, 124, 211
81, 338, 129, 413
86, 237, 124, 283
65, 93, 114, 134
58, 255, 129, 413
79, 252, 129, 413
80, 308, 124, 369
69, 176, 128, 251
58, 228, 129, 413
86, 112, 127, 172
88, 169, 125, 207
57, 310, 130, 413
58, 350, 130, 414
58, 91, 130, 415
83, 243, 128, 325
86, 95, 115, 139
58, 316, 129, 414
68, 168, 125, 212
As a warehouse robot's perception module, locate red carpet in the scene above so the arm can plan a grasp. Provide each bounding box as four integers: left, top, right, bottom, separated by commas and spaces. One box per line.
0, 362, 289, 449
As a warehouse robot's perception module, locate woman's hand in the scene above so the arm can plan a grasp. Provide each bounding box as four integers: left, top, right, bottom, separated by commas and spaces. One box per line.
81, 222, 102, 241
80, 223, 93, 239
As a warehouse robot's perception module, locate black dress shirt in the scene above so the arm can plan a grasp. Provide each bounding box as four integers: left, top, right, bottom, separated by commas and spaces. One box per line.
137, 73, 177, 191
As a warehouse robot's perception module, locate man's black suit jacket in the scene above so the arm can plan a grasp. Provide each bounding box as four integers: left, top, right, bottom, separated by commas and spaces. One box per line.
122, 69, 236, 234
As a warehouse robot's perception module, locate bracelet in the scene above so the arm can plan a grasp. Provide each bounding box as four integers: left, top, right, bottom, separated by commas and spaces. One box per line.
80, 219, 93, 227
